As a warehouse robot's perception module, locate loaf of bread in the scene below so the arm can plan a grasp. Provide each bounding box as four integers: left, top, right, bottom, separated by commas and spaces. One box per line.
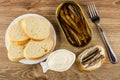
8, 43, 25, 62
24, 38, 54, 60
7, 21, 29, 45
21, 16, 51, 40
77, 45, 106, 71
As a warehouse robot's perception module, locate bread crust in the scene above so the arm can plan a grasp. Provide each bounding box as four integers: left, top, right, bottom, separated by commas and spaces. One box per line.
10, 39, 29, 45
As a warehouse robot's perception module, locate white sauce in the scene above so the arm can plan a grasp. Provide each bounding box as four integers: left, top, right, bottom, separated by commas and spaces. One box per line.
41, 49, 76, 72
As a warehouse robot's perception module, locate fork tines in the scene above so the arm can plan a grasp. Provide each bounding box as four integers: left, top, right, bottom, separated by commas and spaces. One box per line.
87, 2, 99, 19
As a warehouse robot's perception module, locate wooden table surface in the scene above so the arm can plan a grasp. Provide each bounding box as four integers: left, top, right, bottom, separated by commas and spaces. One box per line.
0, 0, 120, 80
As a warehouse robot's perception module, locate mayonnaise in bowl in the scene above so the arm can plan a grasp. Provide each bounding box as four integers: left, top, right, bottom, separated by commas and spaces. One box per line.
40, 49, 76, 73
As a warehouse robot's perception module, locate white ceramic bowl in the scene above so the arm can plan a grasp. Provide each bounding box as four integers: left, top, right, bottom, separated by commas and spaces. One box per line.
5, 14, 56, 64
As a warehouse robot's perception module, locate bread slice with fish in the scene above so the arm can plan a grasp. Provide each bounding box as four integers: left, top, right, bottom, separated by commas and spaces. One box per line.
77, 45, 106, 71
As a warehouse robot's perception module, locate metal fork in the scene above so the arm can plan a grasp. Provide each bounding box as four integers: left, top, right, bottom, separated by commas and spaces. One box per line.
87, 2, 118, 64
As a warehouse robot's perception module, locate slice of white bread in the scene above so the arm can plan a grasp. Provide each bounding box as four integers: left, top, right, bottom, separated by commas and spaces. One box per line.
7, 20, 29, 44
8, 43, 25, 62
24, 38, 54, 60
21, 16, 51, 40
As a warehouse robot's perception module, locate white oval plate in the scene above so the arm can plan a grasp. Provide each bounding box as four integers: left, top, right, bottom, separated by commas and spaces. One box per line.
5, 14, 56, 64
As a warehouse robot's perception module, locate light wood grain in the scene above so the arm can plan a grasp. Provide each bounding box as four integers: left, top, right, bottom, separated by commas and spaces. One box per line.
0, 0, 120, 80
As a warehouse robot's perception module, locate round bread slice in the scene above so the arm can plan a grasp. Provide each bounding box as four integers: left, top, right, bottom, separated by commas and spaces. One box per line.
8, 43, 25, 62
21, 16, 51, 40
24, 38, 54, 60
7, 20, 29, 44
77, 45, 106, 71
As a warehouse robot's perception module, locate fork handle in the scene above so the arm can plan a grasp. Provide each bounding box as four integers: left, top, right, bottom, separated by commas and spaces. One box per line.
95, 23, 118, 64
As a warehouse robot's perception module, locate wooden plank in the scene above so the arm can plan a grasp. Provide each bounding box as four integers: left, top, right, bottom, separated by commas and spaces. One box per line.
0, 0, 120, 80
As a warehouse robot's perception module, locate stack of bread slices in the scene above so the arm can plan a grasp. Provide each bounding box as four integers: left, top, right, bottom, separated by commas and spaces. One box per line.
7, 16, 54, 62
